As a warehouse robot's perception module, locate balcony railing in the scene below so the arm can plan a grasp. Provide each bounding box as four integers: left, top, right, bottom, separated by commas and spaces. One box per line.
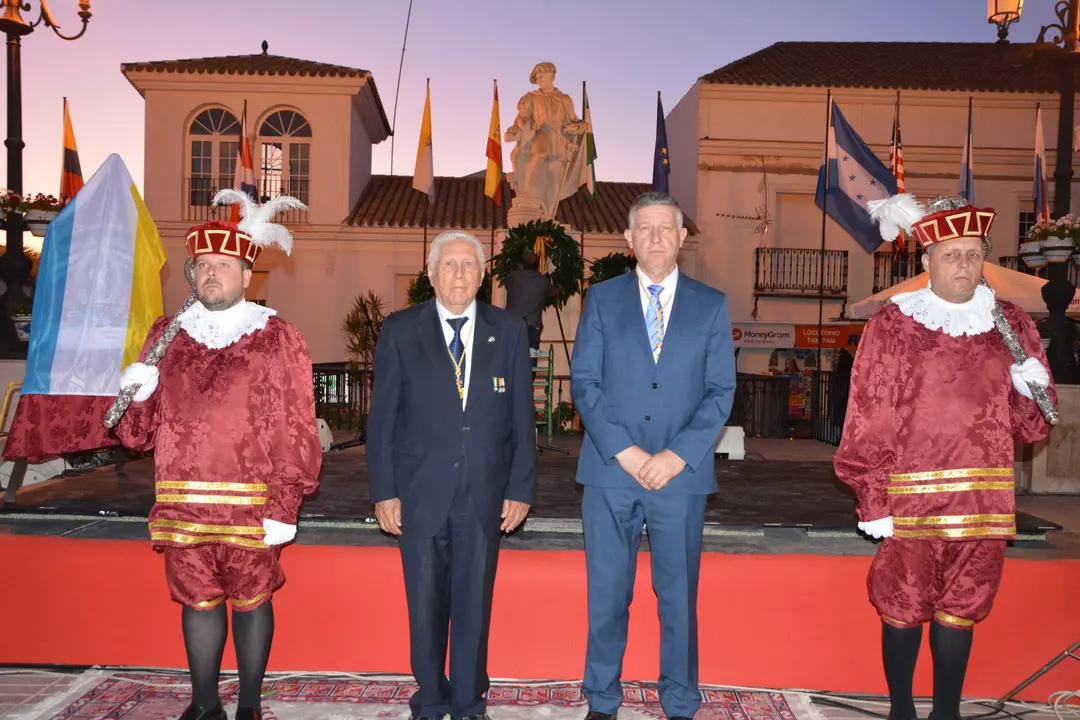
872, 248, 925, 294
184, 176, 310, 224
997, 255, 1079, 286
753, 248, 848, 318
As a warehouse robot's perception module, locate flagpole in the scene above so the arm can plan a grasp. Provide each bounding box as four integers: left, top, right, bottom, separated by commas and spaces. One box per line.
388, 0, 415, 175
891, 90, 902, 283
817, 89, 831, 364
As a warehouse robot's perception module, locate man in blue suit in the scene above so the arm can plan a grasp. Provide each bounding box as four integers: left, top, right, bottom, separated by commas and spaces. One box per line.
367, 231, 536, 720
571, 192, 736, 720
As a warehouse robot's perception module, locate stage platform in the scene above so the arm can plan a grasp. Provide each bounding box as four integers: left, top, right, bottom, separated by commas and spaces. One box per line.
3, 437, 1080, 703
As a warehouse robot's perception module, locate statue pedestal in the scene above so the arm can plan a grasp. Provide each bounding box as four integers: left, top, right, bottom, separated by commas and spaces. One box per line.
507, 197, 547, 229
1020, 384, 1080, 494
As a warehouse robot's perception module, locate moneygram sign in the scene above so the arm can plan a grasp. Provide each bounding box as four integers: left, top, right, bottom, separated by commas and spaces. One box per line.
731, 323, 795, 348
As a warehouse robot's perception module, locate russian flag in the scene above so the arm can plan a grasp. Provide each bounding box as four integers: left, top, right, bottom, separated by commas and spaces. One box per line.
1034, 104, 1050, 224
232, 100, 258, 223
22, 154, 166, 396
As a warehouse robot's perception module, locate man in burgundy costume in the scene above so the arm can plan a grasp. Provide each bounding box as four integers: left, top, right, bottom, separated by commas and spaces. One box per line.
834, 195, 1056, 720
114, 194, 322, 720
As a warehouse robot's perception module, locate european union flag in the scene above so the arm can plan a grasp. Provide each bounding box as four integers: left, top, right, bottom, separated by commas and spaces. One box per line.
652, 91, 669, 193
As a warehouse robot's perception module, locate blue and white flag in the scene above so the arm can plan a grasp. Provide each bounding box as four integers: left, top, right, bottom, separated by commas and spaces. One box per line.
814, 100, 898, 253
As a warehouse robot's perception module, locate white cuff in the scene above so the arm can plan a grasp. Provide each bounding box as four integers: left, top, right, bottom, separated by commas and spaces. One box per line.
262, 517, 297, 546
857, 516, 894, 539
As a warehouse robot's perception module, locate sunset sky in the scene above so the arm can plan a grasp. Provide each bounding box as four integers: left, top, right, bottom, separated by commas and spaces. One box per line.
0, 0, 1062, 211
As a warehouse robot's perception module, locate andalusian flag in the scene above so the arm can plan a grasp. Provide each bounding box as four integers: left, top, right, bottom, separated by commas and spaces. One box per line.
582, 82, 597, 202
413, 79, 435, 202
59, 98, 83, 206
484, 80, 503, 207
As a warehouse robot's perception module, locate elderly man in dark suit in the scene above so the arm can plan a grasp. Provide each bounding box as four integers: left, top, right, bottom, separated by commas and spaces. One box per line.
367, 230, 537, 720
572, 191, 736, 720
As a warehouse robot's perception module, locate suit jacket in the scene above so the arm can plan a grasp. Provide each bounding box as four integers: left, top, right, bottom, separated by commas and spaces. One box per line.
367, 299, 537, 538
571, 272, 736, 494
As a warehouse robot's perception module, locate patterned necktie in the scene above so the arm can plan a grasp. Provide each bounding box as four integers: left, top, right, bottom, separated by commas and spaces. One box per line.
645, 284, 664, 362
446, 317, 468, 399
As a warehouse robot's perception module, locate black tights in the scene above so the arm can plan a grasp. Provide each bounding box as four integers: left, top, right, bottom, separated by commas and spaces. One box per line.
181, 601, 275, 710
881, 621, 973, 720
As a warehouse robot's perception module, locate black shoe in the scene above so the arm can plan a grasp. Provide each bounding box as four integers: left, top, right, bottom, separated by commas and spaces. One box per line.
411, 716, 442, 720
178, 703, 227, 720
585, 713, 617, 720
453, 715, 491, 720
235, 708, 262, 720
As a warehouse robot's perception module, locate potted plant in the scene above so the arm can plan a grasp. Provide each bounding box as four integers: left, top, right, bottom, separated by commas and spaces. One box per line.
8, 301, 32, 342
1025, 214, 1080, 265
0, 190, 63, 237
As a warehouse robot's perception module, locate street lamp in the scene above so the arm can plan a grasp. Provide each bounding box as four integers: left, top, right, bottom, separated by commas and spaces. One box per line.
0, 0, 91, 356
988, 0, 1024, 43
986, 0, 1080, 385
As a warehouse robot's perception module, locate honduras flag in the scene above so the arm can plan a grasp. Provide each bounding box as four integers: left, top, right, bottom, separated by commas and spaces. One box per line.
815, 101, 897, 253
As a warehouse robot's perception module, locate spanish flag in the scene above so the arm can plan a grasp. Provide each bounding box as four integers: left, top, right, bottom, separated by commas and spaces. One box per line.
484, 80, 503, 207
59, 98, 83, 206
413, 79, 435, 202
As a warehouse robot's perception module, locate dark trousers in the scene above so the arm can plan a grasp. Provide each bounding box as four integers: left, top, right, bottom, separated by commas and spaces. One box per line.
527, 325, 541, 369
400, 489, 501, 718
582, 485, 707, 718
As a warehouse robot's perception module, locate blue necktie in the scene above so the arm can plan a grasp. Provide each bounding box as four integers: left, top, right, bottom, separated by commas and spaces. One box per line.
447, 317, 468, 398
645, 285, 664, 362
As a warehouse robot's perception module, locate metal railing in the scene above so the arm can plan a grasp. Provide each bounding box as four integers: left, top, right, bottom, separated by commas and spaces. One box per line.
872, 248, 925, 294
727, 373, 790, 438
754, 248, 849, 296
312, 362, 370, 435
997, 255, 1079, 286
184, 176, 309, 223
809, 370, 848, 447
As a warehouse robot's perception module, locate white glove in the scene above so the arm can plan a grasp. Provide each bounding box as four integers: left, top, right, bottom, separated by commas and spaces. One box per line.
262, 518, 297, 546
858, 516, 894, 539
1010, 357, 1050, 400
120, 362, 159, 403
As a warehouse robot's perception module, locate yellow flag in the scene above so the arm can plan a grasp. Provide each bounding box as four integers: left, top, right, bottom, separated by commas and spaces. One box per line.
413, 79, 434, 202
485, 80, 502, 207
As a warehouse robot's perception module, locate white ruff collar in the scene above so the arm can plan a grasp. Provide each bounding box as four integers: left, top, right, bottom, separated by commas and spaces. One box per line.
891, 283, 995, 338
179, 299, 276, 349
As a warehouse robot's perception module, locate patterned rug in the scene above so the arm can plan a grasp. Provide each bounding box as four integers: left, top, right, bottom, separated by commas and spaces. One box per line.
17, 673, 825, 720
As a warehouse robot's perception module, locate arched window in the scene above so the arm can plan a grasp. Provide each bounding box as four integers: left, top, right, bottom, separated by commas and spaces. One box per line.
187, 107, 240, 213
257, 109, 311, 208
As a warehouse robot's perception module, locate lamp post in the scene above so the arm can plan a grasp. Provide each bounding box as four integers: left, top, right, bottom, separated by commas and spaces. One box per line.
0, 0, 91, 356
988, 0, 1080, 385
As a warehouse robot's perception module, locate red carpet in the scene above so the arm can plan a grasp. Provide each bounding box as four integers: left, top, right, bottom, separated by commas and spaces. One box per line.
4, 534, 1079, 701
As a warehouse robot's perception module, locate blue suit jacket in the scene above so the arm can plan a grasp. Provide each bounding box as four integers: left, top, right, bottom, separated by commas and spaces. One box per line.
571, 272, 736, 494
366, 300, 537, 537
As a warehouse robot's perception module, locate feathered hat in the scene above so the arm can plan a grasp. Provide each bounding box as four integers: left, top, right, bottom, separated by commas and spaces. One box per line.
185, 190, 308, 268
865, 193, 996, 250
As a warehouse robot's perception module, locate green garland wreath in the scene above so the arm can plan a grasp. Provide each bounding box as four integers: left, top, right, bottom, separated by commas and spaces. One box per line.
588, 251, 637, 286
492, 219, 583, 310
407, 269, 492, 306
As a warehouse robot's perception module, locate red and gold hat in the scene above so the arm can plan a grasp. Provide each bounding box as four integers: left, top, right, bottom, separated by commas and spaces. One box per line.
185, 220, 262, 267
185, 190, 309, 268
911, 203, 996, 249
866, 194, 996, 250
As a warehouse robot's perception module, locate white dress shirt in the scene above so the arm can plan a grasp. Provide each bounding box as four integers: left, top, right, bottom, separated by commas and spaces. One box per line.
636, 266, 679, 347
437, 299, 477, 409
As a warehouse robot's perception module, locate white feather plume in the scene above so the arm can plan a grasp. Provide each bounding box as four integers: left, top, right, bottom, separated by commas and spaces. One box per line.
211, 190, 308, 256
865, 193, 927, 242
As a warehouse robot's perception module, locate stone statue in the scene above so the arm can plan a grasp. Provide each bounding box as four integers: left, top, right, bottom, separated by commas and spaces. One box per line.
504, 62, 589, 224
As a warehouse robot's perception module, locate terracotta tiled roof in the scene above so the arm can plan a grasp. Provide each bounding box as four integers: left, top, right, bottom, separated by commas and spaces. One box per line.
702, 42, 1062, 94
121, 51, 369, 79
346, 175, 699, 235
